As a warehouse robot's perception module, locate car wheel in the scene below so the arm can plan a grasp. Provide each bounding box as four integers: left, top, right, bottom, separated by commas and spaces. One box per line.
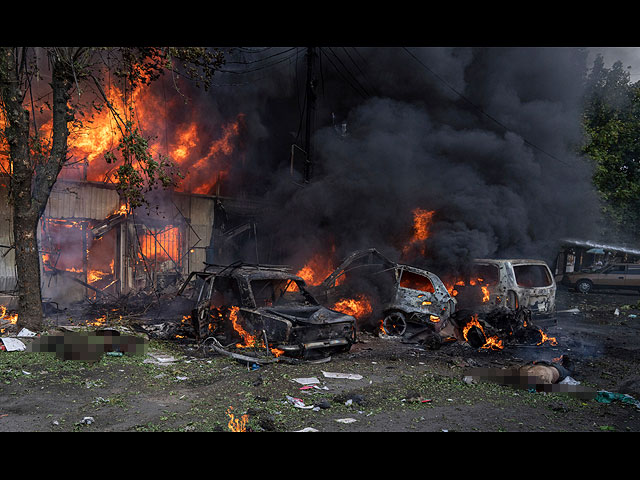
382, 311, 407, 337
576, 280, 592, 294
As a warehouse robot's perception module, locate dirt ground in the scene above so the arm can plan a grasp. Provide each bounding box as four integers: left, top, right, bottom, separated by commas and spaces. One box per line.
1, 285, 640, 432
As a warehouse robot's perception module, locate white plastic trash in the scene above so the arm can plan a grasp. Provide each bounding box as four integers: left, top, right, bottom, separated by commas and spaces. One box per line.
1, 338, 26, 352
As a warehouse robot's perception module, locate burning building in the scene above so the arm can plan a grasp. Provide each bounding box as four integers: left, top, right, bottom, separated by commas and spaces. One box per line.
0, 69, 262, 310
0, 177, 265, 309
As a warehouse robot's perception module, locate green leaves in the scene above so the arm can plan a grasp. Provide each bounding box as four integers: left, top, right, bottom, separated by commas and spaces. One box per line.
105, 117, 181, 209
583, 56, 640, 236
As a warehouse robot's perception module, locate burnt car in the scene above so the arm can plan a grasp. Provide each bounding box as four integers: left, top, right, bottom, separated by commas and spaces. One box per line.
460, 259, 556, 317
562, 263, 640, 294
177, 263, 357, 357
311, 249, 456, 337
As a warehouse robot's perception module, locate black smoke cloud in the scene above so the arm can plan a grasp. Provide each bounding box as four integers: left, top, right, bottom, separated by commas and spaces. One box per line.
190, 47, 603, 275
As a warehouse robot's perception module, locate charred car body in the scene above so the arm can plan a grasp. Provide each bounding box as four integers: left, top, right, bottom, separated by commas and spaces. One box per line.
457, 259, 556, 317
311, 249, 456, 337
177, 263, 357, 357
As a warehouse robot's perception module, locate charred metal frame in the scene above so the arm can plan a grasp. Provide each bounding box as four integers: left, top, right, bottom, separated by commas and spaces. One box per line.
470, 259, 556, 317
178, 263, 357, 356
314, 248, 457, 337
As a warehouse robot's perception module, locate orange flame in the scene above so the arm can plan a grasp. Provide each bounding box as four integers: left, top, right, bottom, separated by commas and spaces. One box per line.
0, 306, 18, 325
445, 278, 490, 302
462, 314, 503, 350
331, 294, 373, 320
182, 115, 244, 195
378, 320, 386, 336
87, 315, 106, 327
402, 208, 435, 256
537, 329, 558, 346
481, 285, 490, 303
296, 252, 337, 287
139, 226, 181, 264
229, 306, 259, 348
227, 406, 248, 432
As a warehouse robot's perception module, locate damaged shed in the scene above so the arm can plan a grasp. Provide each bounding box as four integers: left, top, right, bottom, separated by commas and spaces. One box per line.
0, 176, 265, 308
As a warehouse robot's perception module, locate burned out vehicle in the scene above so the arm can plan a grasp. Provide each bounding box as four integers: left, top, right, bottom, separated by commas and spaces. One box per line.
177, 263, 357, 357
311, 249, 456, 337
460, 259, 556, 317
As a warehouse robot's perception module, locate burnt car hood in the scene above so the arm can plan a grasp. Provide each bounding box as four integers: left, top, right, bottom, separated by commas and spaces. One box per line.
261, 305, 354, 325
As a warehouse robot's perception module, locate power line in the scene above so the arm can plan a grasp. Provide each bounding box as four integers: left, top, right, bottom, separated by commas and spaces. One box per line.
326, 47, 371, 97
218, 49, 299, 75
319, 47, 368, 99
343, 47, 379, 97
401, 46, 574, 167
225, 47, 297, 65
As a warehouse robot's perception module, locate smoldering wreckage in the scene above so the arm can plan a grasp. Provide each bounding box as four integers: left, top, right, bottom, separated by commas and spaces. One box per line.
1, 200, 577, 396
0, 156, 593, 400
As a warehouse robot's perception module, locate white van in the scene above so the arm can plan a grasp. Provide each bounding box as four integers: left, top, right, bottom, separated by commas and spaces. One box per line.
466, 259, 556, 316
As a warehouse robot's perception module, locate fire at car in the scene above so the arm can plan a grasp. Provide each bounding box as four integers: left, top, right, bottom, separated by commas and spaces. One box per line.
177, 263, 357, 360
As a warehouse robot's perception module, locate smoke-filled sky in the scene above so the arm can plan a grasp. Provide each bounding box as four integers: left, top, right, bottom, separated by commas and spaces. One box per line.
187, 46, 607, 274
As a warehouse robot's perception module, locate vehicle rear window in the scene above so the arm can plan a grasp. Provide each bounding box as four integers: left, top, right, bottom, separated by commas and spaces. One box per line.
627, 265, 640, 275
399, 270, 435, 293
513, 265, 552, 288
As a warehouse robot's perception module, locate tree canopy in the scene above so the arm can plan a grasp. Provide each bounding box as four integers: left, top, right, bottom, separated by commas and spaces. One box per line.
582, 54, 640, 241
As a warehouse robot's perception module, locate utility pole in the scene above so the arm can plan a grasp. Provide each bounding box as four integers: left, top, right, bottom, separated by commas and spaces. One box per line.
303, 47, 317, 183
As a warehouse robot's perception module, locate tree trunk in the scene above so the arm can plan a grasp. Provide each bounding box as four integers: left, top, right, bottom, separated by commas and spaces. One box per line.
1, 48, 73, 332
13, 214, 43, 330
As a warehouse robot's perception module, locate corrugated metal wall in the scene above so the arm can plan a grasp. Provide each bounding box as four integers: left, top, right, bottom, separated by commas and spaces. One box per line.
45, 180, 120, 220
0, 183, 15, 294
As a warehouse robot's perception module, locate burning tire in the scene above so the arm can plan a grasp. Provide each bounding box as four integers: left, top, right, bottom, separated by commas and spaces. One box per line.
382, 311, 407, 337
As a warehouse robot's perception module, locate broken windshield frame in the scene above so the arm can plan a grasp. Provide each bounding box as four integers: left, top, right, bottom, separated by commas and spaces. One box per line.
251, 278, 318, 307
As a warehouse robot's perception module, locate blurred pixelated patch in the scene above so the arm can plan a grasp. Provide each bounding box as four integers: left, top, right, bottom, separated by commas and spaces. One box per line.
463, 366, 597, 401
27, 330, 148, 361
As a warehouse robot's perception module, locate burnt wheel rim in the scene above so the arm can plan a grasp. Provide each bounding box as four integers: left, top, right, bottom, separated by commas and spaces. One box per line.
383, 312, 407, 336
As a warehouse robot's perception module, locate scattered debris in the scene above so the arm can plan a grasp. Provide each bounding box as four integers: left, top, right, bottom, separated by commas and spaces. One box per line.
402, 395, 432, 404
286, 395, 315, 409
143, 352, 178, 365
335, 418, 357, 424
293, 377, 321, 385
595, 391, 640, 409
1, 337, 26, 352
322, 371, 363, 380
17, 328, 37, 337
558, 308, 581, 315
